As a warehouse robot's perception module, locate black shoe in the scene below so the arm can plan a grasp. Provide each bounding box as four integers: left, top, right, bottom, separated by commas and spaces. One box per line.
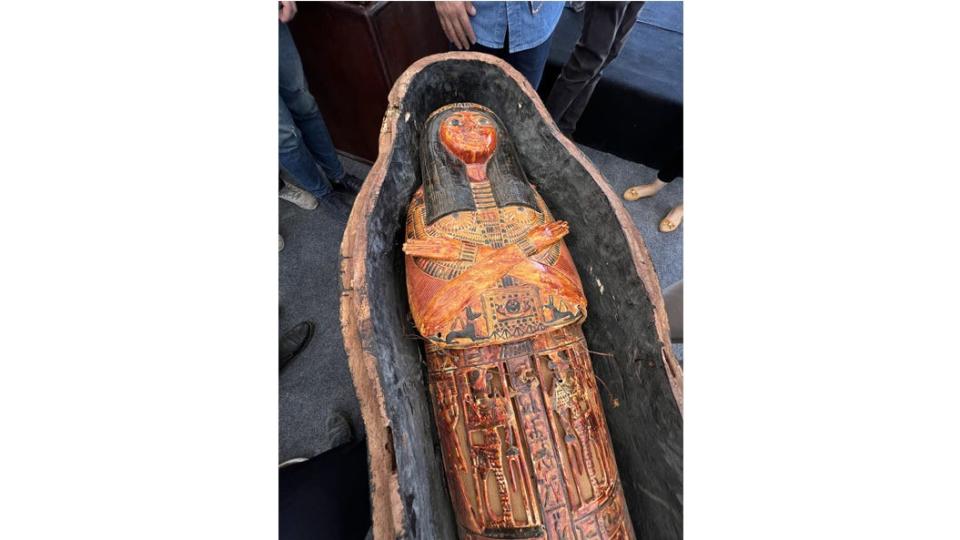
333, 173, 364, 195
317, 191, 354, 222
326, 411, 353, 449
280, 321, 315, 371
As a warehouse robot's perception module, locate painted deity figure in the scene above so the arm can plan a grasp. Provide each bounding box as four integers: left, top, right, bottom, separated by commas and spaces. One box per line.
404, 103, 634, 540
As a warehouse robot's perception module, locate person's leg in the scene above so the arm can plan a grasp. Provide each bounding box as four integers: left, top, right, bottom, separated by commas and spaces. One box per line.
659, 203, 683, 233
465, 42, 508, 60
279, 425, 370, 539
466, 40, 553, 88
466, 35, 556, 89
657, 146, 683, 232
623, 178, 668, 201
624, 143, 682, 201
609, 2, 645, 59
502, 35, 554, 89
278, 169, 318, 210
544, 2, 630, 134
658, 147, 683, 182
279, 96, 333, 199
279, 22, 346, 183
558, 2, 644, 132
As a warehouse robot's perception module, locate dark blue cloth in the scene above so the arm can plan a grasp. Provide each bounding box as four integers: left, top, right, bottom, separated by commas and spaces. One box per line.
279, 22, 344, 198
465, 35, 555, 89
279, 440, 371, 540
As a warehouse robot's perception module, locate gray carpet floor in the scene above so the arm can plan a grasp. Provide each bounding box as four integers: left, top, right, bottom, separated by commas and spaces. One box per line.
279, 145, 682, 462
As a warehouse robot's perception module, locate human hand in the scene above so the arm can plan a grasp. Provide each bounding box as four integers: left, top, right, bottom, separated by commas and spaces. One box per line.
279, 1, 297, 23
403, 237, 462, 260
526, 221, 569, 252
435, 1, 477, 51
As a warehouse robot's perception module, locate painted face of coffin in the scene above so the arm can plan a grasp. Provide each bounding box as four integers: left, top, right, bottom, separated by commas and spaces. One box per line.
439, 110, 498, 165
419, 104, 541, 224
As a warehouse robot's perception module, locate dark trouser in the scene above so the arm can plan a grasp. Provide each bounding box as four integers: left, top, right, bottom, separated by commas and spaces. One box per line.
464, 36, 554, 90
545, 2, 645, 135
659, 145, 683, 182
279, 439, 371, 539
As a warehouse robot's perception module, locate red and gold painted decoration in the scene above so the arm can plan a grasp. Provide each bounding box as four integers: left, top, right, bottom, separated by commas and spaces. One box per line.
403, 103, 634, 540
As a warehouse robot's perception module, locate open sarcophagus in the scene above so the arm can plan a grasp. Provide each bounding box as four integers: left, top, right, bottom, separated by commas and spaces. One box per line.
340, 52, 683, 540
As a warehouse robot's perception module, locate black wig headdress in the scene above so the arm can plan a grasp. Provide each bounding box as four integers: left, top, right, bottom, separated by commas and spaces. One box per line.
419, 103, 540, 224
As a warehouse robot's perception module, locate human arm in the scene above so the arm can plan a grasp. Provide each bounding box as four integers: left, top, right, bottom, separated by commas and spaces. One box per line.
279, 1, 297, 23
434, 1, 477, 50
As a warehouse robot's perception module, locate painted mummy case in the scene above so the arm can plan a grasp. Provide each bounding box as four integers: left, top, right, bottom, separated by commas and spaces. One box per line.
403, 103, 632, 539
339, 53, 682, 540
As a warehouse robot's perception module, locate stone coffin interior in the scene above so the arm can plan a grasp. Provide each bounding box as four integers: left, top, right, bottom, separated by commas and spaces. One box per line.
361, 58, 682, 539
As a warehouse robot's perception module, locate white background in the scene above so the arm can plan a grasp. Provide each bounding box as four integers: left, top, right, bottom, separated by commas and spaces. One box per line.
1, 1, 958, 538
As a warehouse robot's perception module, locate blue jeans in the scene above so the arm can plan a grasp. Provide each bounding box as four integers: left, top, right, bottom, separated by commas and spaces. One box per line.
279, 22, 344, 198
465, 35, 554, 89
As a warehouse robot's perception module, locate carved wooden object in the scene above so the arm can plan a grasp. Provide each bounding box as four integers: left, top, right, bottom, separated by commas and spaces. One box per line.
340, 53, 682, 540
403, 104, 633, 539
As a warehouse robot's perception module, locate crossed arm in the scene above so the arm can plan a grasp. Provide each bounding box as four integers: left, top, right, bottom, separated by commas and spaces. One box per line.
404, 221, 568, 261
404, 221, 584, 335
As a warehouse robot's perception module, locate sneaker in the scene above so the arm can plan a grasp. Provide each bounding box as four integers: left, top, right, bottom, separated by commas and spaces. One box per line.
317, 191, 354, 222
279, 182, 319, 210
333, 173, 364, 195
